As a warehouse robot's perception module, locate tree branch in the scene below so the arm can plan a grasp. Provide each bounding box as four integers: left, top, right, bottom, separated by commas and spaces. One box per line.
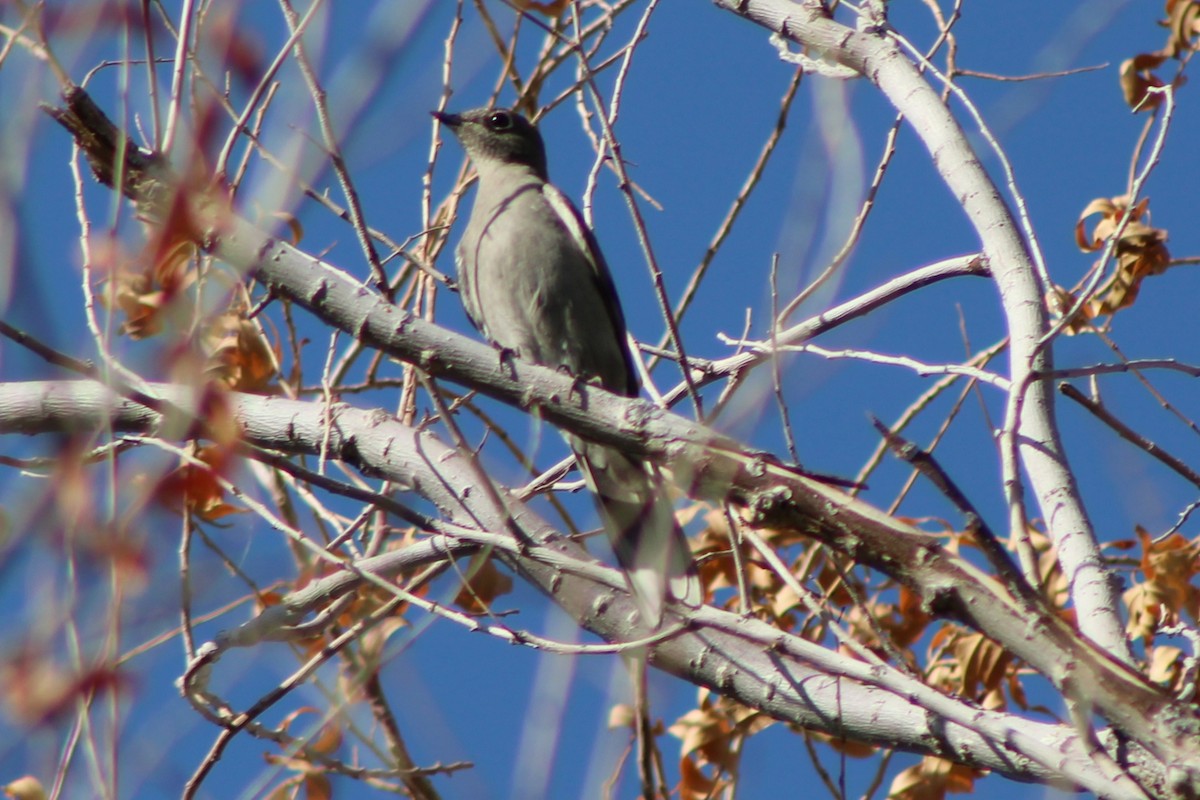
35, 83, 1200, 795
0, 379, 1164, 796
709, 0, 1131, 672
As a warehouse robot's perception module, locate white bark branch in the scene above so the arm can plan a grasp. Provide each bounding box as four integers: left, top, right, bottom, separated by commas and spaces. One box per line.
708, 0, 1131, 665
0, 379, 1165, 796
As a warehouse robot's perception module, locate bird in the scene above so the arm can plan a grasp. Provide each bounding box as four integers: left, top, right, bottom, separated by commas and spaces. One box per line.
432, 106, 699, 626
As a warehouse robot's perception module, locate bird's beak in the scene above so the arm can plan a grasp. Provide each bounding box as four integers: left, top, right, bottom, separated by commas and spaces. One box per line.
431, 110, 462, 128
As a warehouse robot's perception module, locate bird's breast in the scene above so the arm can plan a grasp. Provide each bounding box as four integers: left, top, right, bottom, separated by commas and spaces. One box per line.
460, 184, 629, 390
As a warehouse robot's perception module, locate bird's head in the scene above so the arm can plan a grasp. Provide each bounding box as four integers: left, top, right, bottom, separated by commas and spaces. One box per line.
432, 107, 549, 180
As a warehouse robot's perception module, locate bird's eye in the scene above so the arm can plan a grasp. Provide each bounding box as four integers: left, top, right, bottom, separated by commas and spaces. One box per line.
487, 111, 513, 130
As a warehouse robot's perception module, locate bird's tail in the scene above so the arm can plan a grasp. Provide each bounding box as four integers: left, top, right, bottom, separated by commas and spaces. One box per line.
571, 437, 700, 627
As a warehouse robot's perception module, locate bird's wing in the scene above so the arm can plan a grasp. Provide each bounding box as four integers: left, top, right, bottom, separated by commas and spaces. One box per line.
540, 183, 640, 398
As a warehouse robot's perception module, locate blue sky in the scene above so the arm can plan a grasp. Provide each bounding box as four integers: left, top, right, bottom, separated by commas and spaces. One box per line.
2, 0, 1199, 797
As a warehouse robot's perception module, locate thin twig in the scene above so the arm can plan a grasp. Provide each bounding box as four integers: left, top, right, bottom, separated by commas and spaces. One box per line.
870, 417, 1037, 604
664, 67, 804, 345
1059, 382, 1200, 490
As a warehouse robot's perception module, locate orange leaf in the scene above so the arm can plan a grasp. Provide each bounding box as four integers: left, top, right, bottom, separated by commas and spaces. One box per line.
155, 445, 243, 521
678, 755, 722, 800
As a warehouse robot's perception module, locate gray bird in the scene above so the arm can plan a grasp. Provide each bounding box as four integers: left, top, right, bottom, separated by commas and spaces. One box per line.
433, 106, 699, 626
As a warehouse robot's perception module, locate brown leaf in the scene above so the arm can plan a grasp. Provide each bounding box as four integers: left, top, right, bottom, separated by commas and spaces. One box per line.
927, 626, 1018, 709
668, 707, 733, 765
110, 275, 168, 340
3, 776, 47, 800
880, 585, 933, 650
154, 444, 243, 521
678, 755, 723, 800
303, 774, 332, 800
808, 728, 879, 758
1075, 196, 1153, 251
1162, 0, 1200, 57
92, 225, 199, 340
1073, 199, 1172, 317
1123, 528, 1200, 641
308, 719, 343, 756
1119, 53, 1169, 111
1027, 525, 1071, 610
202, 310, 279, 393
1006, 668, 1031, 711
889, 756, 982, 800
670, 698, 753, 800
511, 0, 570, 16
271, 211, 305, 245
1075, 198, 1118, 251
453, 557, 513, 612
1147, 645, 1184, 688
1045, 285, 1096, 335
1125, 580, 1165, 642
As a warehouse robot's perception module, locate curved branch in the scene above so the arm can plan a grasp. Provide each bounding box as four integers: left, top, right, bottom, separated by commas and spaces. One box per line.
37, 85, 1200, 794
0, 379, 1164, 797
708, 0, 1129, 664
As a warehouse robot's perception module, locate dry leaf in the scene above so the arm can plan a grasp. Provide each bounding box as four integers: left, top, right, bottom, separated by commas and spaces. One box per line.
889, 756, 982, 799
202, 310, 279, 393
3, 776, 46, 800
1162, 0, 1200, 57
453, 557, 513, 612
1119, 53, 1169, 111
155, 444, 243, 521
511, 0, 570, 16
1123, 528, 1200, 641
1147, 645, 1184, 688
